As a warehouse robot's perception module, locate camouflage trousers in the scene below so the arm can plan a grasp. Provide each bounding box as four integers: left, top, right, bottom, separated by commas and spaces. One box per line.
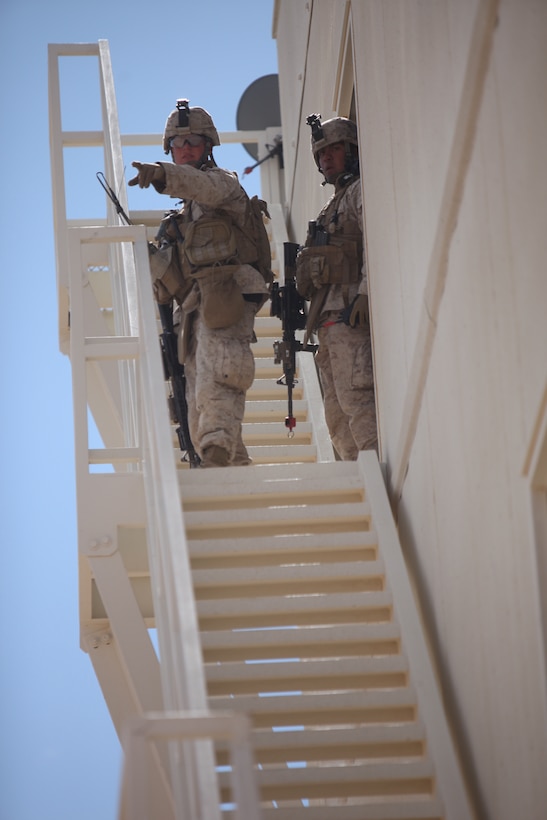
184, 300, 258, 465
316, 317, 377, 460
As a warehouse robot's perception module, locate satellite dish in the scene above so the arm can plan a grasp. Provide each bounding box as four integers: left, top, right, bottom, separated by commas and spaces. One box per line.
236, 74, 281, 160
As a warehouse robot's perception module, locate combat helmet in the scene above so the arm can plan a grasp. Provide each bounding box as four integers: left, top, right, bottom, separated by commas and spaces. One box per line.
163, 99, 220, 154
307, 113, 358, 173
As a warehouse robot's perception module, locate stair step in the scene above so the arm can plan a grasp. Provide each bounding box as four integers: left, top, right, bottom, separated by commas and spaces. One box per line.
216, 725, 426, 770
218, 759, 435, 804
180, 473, 366, 508
179, 459, 362, 485
254, 362, 286, 379
197, 590, 393, 631
254, 353, 283, 366
205, 656, 408, 697
242, 399, 308, 423
189, 530, 378, 570
254, 316, 286, 336
173, 443, 320, 465
252, 341, 282, 358
174, 444, 317, 467
247, 380, 304, 401
201, 623, 400, 663
184, 501, 371, 540
247, 444, 318, 464
193, 560, 385, 600
242, 421, 312, 445
210, 688, 418, 728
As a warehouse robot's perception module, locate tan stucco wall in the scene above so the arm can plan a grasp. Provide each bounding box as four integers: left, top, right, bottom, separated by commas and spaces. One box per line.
274, 1, 547, 817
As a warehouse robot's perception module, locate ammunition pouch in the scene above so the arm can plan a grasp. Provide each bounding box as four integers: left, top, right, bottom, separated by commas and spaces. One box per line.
296, 238, 360, 299
191, 265, 245, 329
183, 217, 237, 269
148, 241, 192, 306
148, 211, 191, 305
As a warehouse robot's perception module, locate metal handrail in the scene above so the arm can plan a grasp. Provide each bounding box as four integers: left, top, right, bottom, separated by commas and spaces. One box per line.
49, 39, 267, 818
120, 711, 260, 820
66, 223, 225, 819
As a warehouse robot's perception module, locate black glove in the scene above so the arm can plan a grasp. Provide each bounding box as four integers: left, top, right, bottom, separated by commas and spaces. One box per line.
128, 162, 166, 189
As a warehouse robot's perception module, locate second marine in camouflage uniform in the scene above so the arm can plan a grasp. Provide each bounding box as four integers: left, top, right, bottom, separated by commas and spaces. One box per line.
297, 115, 377, 460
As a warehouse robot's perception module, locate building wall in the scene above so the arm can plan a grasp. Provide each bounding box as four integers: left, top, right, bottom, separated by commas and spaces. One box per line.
274, 1, 547, 818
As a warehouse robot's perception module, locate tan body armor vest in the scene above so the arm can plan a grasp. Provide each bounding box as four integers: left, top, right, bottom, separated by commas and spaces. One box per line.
295, 178, 363, 335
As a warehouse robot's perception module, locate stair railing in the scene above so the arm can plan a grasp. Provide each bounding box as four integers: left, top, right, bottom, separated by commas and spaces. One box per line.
50, 39, 265, 820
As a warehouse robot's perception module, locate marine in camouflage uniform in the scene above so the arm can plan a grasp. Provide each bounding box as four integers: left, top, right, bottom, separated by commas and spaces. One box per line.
296, 115, 377, 460
129, 100, 269, 468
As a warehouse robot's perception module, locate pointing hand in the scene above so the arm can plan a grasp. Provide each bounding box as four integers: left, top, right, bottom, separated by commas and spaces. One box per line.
128, 162, 166, 189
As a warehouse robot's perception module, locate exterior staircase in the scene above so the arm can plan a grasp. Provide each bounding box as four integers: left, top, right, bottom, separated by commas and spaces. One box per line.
183, 458, 442, 818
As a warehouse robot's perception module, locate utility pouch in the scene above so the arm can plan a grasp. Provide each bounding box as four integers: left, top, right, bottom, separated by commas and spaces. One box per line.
184, 218, 237, 268
296, 243, 359, 296
192, 265, 245, 329
148, 242, 192, 305
295, 246, 316, 299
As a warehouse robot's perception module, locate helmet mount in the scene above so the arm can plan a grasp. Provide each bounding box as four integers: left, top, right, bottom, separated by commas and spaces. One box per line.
306, 113, 324, 144
176, 98, 190, 130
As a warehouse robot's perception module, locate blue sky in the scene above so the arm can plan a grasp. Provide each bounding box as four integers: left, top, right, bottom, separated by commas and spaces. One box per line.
0, 2, 277, 817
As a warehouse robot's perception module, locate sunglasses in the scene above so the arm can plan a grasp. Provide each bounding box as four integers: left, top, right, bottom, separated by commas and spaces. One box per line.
169, 134, 205, 149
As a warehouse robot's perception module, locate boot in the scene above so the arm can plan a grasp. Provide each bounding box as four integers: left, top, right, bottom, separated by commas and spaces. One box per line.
232, 436, 252, 466
200, 445, 230, 468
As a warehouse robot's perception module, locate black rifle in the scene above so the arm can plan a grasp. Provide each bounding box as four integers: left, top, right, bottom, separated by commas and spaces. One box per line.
97, 172, 200, 467
157, 303, 201, 467
270, 242, 318, 434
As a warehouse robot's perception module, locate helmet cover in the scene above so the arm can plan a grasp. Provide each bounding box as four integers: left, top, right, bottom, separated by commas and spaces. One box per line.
308, 114, 358, 168
163, 99, 220, 154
